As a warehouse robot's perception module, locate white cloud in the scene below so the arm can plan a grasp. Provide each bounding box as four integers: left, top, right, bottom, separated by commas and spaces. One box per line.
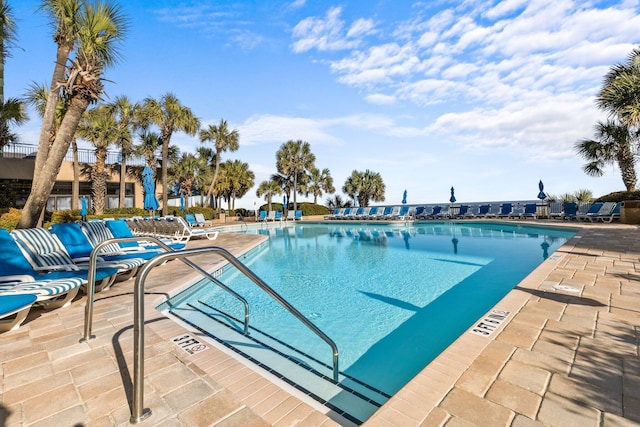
365, 93, 396, 105
237, 114, 338, 145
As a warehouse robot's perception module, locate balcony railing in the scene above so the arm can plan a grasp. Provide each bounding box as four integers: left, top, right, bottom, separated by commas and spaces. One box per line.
1, 142, 153, 167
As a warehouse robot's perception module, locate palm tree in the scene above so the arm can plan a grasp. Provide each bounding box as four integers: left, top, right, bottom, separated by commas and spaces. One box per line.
105, 95, 138, 208
199, 119, 239, 209
574, 189, 593, 202
575, 120, 637, 191
256, 179, 282, 213
76, 105, 117, 214
135, 131, 161, 179
307, 167, 334, 205
18, 0, 127, 228
276, 140, 316, 212
597, 48, 640, 129
325, 194, 352, 209
217, 159, 254, 210
32, 0, 82, 189
343, 169, 386, 207
0, 0, 18, 105
172, 152, 206, 209
0, 98, 27, 148
140, 93, 200, 216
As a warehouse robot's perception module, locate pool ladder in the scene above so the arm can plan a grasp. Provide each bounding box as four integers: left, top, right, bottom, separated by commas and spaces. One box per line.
79, 237, 339, 424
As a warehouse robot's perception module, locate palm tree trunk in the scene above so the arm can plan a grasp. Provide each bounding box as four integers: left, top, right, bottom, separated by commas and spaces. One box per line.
18, 95, 90, 228
93, 148, 107, 215
206, 157, 220, 211
618, 147, 637, 191
161, 133, 170, 216
71, 138, 79, 210
119, 153, 126, 208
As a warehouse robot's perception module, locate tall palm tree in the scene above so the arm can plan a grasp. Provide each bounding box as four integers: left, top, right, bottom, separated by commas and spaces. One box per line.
18, 0, 127, 228
172, 152, 206, 209
276, 140, 315, 212
135, 131, 161, 177
343, 169, 386, 207
75, 105, 117, 214
105, 95, 138, 208
307, 167, 334, 205
0, 0, 18, 105
33, 0, 82, 189
256, 179, 281, 213
597, 48, 640, 129
575, 120, 637, 191
199, 119, 239, 209
217, 159, 254, 210
140, 93, 200, 216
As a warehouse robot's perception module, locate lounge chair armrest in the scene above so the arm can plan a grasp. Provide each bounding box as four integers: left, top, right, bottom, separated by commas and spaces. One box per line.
0, 274, 36, 284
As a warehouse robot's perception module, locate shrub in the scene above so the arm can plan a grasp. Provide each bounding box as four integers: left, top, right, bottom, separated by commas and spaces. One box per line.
184, 206, 215, 220
596, 190, 640, 203
0, 208, 22, 231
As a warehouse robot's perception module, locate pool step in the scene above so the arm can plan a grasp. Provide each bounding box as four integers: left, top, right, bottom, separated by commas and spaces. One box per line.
171, 300, 389, 425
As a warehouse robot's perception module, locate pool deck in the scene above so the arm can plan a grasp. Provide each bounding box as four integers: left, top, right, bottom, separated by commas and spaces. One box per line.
1, 221, 639, 426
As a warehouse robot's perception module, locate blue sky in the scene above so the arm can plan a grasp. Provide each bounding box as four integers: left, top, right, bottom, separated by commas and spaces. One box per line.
7, 0, 640, 209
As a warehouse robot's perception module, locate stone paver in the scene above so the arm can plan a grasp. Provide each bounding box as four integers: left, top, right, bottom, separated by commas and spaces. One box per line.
1, 222, 640, 426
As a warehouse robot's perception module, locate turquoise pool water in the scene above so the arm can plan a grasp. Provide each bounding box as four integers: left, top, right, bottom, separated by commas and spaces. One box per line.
162, 222, 574, 420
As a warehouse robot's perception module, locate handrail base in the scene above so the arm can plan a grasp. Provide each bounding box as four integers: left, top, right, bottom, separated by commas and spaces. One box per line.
79, 335, 96, 343
130, 408, 151, 424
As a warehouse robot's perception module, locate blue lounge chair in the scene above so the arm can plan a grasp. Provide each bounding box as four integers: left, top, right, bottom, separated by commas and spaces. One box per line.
578, 202, 603, 221
425, 206, 442, 219
520, 203, 537, 219
452, 205, 470, 218
11, 227, 139, 286
105, 219, 185, 251
374, 206, 393, 219
274, 211, 283, 221
587, 202, 617, 222
391, 205, 411, 220
413, 206, 426, 219
477, 204, 492, 217
294, 210, 303, 220
0, 294, 37, 332
257, 210, 267, 221
562, 202, 578, 220
347, 207, 364, 219
599, 202, 621, 223
496, 203, 513, 218
184, 213, 205, 227
0, 229, 118, 288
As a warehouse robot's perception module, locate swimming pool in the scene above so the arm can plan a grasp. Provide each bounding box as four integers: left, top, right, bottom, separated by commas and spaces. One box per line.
160, 222, 575, 423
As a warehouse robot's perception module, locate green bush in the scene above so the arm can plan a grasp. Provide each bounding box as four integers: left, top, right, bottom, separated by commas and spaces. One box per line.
595, 190, 640, 203
104, 207, 149, 216
258, 202, 329, 216
0, 208, 22, 231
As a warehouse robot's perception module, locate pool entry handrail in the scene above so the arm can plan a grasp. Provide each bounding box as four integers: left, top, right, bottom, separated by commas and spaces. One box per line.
129, 246, 340, 424
80, 237, 250, 341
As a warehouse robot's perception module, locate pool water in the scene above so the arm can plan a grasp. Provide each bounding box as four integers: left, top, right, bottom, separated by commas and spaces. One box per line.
161, 222, 574, 421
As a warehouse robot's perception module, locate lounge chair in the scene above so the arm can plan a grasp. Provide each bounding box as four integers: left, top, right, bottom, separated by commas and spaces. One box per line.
578, 202, 603, 221
413, 206, 426, 219
257, 210, 267, 222
383, 206, 401, 219
452, 205, 470, 219
483, 204, 502, 218
104, 219, 185, 251
362, 206, 378, 220
12, 226, 142, 285
436, 205, 451, 219
374, 206, 393, 219
172, 216, 219, 240
476, 204, 492, 218
294, 210, 303, 221
274, 211, 283, 221
519, 203, 537, 220
285, 210, 296, 221
549, 202, 563, 219
355, 207, 372, 220
346, 207, 364, 219
599, 202, 621, 223
562, 202, 578, 220
0, 294, 37, 332
586, 202, 616, 222
266, 211, 277, 221
194, 213, 213, 227
185, 213, 205, 227
426, 206, 443, 219
496, 203, 513, 218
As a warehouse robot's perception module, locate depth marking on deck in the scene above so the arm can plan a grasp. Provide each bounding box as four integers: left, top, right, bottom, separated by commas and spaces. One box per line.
172, 334, 209, 355
470, 309, 510, 337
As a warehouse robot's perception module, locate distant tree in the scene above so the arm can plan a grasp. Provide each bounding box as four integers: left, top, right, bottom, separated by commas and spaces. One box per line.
76, 105, 118, 214
256, 179, 282, 213
199, 119, 239, 209
342, 169, 386, 207
307, 167, 334, 204
575, 120, 637, 191
217, 159, 254, 210
276, 140, 315, 212
325, 194, 352, 209
135, 131, 162, 179
140, 93, 199, 216
573, 189, 593, 202
172, 153, 206, 209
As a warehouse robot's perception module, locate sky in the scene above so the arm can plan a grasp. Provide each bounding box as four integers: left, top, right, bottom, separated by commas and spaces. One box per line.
6, 0, 640, 209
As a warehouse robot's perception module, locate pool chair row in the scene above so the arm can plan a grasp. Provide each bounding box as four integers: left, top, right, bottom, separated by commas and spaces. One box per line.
125, 216, 218, 241
553, 201, 621, 222
325, 206, 412, 220
414, 203, 539, 220
257, 210, 301, 222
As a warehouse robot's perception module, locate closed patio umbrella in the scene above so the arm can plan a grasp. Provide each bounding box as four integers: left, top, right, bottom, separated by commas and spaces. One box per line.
538, 180, 546, 200
283, 195, 287, 211
80, 196, 88, 221
142, 166, 159, 216
450, 186, 456, 203
402, 189, 407, 205
180, 193, 185, 211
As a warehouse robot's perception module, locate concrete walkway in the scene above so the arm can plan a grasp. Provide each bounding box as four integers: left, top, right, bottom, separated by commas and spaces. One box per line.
1, 222, 639, 426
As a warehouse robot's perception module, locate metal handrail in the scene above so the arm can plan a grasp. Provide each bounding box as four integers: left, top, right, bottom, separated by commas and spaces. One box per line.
129, 246, 340, 424
80, 236, 250, 342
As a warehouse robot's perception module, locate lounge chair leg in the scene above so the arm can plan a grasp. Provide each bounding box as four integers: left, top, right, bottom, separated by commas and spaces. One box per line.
38, 288, 80, 309
0, 306, 32, 332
